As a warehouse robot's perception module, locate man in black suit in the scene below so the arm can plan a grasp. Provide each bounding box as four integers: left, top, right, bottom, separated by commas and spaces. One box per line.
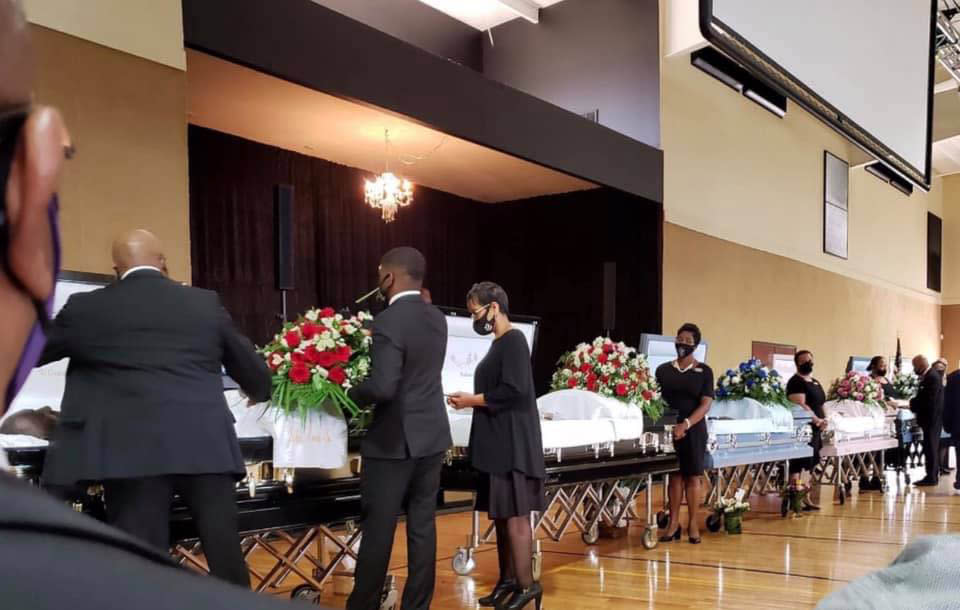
0, 2, 325, 606
346, 247, 451, 610
39, 228, 272, 586
911, 355, 945, 486
944, 366, 960, 493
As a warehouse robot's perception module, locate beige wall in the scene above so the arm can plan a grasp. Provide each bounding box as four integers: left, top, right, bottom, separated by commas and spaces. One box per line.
664, 223, 942, 377
32, 26, 190, 281
24, 0, 185, 70
661, 53, 942, 302
660, 42, 944, 375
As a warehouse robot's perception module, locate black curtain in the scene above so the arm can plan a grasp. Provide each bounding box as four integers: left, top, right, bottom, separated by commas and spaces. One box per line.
189, 126, 661, 392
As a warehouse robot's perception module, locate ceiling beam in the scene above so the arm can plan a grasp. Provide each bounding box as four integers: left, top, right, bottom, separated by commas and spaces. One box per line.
496, 0, 539, 24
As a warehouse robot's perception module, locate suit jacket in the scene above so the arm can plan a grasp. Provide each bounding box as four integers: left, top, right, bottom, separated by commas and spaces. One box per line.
348, 294, 451, 459
943, 370, 960, 436
0, 474, 330, 609
39, 270, 271, 486
911, 368, 945, 429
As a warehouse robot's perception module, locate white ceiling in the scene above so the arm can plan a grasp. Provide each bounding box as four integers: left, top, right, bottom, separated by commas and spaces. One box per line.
417, 0, 565, 31
186, 51, 594, 203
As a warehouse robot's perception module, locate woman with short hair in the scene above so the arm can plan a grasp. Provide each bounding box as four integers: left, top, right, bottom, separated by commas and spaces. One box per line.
447, 282, 545, 610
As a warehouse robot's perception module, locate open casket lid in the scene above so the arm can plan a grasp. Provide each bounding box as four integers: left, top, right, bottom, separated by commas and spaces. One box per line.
709, 397, 794, 434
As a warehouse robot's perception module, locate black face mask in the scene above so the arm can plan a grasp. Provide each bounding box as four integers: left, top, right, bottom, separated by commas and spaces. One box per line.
473, 305, 494, 336
798, 362, 814, 375
675, 343, 695, 359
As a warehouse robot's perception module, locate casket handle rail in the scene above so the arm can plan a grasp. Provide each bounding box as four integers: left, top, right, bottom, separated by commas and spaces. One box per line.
707, 434, 718, 454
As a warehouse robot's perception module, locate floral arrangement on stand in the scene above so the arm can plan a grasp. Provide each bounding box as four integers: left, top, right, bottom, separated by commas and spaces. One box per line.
712, 488, 751, 534
780, 478, 809, 518
827, 371, 883, 409
715, 358, 792, 407
892, 371, 920, 400
549, 337, 665, 420
260, 307, 374, 421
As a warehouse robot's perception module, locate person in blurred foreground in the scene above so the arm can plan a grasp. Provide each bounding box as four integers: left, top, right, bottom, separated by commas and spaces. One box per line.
817, 535, 960, 609
0, 1, 320, 606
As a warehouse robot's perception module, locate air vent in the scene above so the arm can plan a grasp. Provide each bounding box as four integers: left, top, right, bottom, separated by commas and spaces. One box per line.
865, 162, 914, 196
581, 109, 599, 123
691, 47, 787, 118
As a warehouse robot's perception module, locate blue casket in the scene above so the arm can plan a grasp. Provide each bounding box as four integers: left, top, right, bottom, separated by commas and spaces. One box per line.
704, 398, 813, 469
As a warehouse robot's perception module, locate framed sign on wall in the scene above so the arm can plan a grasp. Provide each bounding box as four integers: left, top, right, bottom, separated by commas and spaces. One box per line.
823, 150, 849, 259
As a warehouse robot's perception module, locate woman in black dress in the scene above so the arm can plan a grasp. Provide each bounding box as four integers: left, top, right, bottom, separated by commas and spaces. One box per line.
654, 323, 714, 544
868, 356, 895, 400
786, 350, 828, 509
448, 282, 545, 610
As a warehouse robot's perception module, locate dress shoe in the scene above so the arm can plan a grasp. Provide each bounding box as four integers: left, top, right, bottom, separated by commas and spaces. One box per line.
479, 580, 517, 607
658, 527, 681, 543
688, 534, 702, 544
915, 478, 939, 487
498, 582, 542, 610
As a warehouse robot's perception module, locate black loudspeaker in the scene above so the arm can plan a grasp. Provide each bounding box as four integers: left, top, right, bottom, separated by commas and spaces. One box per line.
274, 185, 294, 290
602, 261, 616, 332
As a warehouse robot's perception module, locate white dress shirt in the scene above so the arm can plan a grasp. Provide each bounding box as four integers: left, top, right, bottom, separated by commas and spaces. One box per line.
120, 265, 163, 280
389, 290, 422, 306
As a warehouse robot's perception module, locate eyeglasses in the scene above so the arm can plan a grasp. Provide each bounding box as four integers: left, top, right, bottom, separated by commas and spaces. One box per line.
0, 104, 70, 331
0, 105, 76, 160
469, 304, 491, 319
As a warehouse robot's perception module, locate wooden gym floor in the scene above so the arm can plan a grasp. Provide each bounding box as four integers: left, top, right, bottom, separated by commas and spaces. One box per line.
252, 464, 959, 609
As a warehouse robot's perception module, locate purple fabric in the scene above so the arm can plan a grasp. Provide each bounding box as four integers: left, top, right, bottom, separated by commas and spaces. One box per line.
5, 196, 60, 408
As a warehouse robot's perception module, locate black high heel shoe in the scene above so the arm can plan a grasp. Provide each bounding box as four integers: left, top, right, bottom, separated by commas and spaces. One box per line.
658, 526, 681, 543
498, 582, 543, 610
688, 533, 702, 544
479, 580, 517, 607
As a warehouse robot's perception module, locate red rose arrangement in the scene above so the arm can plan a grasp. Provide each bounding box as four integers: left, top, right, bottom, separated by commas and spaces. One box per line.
260, 307, 373, 418
550, 337, 665, 420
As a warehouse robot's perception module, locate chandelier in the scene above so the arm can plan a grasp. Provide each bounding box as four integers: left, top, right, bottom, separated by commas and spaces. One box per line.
364, 129, 414, 223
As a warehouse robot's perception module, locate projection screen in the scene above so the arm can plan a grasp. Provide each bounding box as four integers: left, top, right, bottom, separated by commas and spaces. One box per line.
700, 0, 936, 189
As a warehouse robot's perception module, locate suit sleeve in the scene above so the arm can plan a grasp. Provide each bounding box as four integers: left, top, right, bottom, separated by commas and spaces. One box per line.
38, 295, 80, 366
217, 298, 272, 403
348, 320, 404, 408
483, 333, 531, 410
910, 372, 937, 416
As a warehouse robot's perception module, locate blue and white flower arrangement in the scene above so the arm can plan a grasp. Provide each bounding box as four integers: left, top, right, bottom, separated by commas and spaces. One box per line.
716, 358, 792, 408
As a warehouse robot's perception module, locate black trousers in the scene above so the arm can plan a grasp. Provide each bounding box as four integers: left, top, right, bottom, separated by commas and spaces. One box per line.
347, 453, 443, 610
102, 474, 248, 588
922, 419, 943, 482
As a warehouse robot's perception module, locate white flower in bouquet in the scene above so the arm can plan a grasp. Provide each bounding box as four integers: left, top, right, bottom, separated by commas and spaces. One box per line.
342, 324, 356, 335
731, 376, 741, 385
304, 309, 319, 322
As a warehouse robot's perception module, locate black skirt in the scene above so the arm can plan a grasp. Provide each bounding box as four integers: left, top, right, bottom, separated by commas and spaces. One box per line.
676, 419, 707, 477
475, 471, 545, 519
795, 424, 823, 472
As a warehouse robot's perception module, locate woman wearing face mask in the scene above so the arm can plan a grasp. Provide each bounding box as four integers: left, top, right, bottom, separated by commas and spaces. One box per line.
787, 350, 828, 509
447, 282, 545, 610
654, 323, 714, 544
867, 356, 895, 401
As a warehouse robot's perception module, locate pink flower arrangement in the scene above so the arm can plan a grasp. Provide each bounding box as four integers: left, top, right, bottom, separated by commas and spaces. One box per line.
827, 371, 882, 406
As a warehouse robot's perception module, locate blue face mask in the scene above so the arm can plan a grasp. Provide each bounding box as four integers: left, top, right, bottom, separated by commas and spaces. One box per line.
0, 109, 62, 410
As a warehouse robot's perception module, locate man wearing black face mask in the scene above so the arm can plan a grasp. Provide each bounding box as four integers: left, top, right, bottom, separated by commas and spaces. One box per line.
346, 246, 450, 610
911, 355, 944, 486
0, 2, 331, 608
